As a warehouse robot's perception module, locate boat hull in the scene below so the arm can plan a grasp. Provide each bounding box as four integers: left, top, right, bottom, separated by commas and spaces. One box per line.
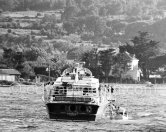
46, 103, 99, 121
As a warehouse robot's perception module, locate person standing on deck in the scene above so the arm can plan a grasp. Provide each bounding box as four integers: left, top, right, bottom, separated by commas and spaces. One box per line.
111, 86, 114, 94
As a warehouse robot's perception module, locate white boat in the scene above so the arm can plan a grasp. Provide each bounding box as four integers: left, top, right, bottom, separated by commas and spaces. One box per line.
43, 62, 128, 121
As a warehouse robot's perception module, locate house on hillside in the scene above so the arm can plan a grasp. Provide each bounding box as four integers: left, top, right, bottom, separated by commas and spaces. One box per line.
67, 45, 141, 82
97, 47, 141, 82
149, 66, 166, 84
121, 52, 141, 81
0, 69, 21, 82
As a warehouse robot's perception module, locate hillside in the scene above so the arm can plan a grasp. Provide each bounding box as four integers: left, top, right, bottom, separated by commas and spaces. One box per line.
1, 0, 166, 47
0, 0, 166, 81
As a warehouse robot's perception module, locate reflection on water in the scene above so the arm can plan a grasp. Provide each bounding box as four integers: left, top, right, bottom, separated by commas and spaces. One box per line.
0, 85, 166, 132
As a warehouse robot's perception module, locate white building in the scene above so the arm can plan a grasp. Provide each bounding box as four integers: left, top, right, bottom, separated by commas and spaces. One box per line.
121, 52, 141, 81
0, 69, 21, 82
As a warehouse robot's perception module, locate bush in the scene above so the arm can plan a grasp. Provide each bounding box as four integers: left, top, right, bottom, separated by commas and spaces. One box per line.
81, 32, 94, 41
37, 12, 42, 17
142, 15, 151, 20
7, 28, 12, 33
0, 80, 14, 86
63, 21, 75, 34
21, 81, 34, 85
137, 79, 147, 84
31, 30, 37, 35
102, 36, 111, 44
12, 22, 18, 28
7, 23, 12, 28
38, 38, 44, 43
24, 16, 30, 19
63, 34, 81, 43
6, 17, 13, 22
40, 28, 48, 36
126, 16, 141, 23
0, 8, 3, 14
31, 21, 41, 30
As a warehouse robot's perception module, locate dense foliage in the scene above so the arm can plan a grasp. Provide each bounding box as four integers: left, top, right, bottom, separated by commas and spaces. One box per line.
0, 0, 165, 15
0, 0, 166, 82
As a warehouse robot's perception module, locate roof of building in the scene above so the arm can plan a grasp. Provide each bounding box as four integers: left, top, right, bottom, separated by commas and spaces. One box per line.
123, 51, 139, 61
0, 69, 21, 75
123, 51, 133, 60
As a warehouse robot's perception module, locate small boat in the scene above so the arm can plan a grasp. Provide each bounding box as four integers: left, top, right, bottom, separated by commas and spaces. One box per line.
43, 62, 128, 121
104, 100, 128, 120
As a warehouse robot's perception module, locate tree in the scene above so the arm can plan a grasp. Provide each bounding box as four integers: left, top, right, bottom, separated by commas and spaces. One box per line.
21, 62, 35, 78
99, 49, 116, 83
67, 45, 93, 61
63, 20, 75, 34
84, 15, 106, 37
147, 54, 166, 72
105, 1, 123, 15
126, 6, 141, 16
62, 2, 79, 20
52, 39, 74, 52
157, 0, 166, 8
131, 31, 160, 79
2, 47, 17, 68
52, 0, 66, 9
0, 0, 17, 11
0, 8, 3, 14
81, 48, 103, 79
82, 0, 94, 8
99, 6, 107, 17
2, 47, 25, 71
24, 48, 39, 61
112, 48, 132, 83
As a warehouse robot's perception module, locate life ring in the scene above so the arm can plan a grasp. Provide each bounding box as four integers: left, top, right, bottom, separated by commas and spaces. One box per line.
65, 105, 69, 112
68, 105, 77, 113
79, 105, 86, 113
86, 106, 92, 114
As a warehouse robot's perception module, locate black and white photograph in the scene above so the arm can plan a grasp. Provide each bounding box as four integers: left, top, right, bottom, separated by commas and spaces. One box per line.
0, 0, 166, 131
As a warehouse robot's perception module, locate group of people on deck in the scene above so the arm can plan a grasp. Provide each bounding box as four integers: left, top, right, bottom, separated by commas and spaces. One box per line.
99, 84, 114, 94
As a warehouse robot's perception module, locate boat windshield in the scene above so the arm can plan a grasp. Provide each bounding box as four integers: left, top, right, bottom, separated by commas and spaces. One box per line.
62, 67, 92, 77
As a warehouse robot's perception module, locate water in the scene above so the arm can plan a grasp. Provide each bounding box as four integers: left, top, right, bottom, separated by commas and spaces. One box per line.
0, 85, 166, 132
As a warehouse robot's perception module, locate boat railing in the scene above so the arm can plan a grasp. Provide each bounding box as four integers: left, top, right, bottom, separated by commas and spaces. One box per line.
49, 96, 93, 103
49, 87, 98, 97
43, 86, 99, 103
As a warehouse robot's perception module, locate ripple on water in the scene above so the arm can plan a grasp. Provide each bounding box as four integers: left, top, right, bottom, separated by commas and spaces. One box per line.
1, 86, 166, 131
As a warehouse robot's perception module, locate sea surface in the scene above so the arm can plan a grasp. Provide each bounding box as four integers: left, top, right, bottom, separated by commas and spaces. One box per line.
0, 84, 166, 132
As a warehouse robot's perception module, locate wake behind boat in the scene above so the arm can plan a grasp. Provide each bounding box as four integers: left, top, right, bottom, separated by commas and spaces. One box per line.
43, 62, 128, 121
